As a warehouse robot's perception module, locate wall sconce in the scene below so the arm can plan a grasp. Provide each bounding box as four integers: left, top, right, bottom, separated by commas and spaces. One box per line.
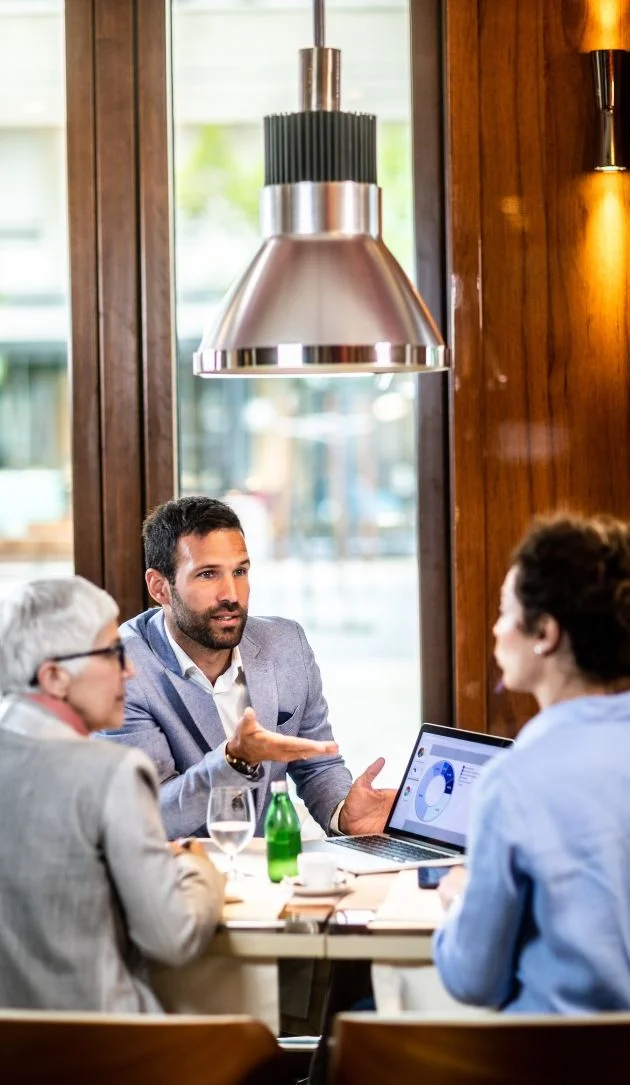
590, 49, 627, 172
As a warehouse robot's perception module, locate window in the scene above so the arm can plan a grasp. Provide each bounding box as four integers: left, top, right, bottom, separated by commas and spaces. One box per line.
172, 0, 420, 784
0, 1, 72, 595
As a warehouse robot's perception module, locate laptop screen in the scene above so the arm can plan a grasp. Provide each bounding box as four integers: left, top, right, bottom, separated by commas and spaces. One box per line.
386, 724, 512, 852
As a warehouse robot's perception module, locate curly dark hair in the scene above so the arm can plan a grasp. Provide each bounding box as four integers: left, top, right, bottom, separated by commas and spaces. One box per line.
142, 496, 244, 582
512, 514, 630, 682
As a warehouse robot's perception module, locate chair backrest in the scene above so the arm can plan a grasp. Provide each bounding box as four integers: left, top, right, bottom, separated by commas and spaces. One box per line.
0, 1011, 282, 1085
330, 1011, 630, 1085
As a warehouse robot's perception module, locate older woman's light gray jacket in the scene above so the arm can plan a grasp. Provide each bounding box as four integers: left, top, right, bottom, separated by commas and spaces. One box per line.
0, 695, 223, 1013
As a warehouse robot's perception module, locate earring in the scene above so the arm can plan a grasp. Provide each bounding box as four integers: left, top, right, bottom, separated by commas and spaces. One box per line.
533, 644, 544, 656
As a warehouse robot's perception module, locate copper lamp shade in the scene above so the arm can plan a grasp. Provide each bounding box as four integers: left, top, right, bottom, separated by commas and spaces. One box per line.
194, 0, 446, 377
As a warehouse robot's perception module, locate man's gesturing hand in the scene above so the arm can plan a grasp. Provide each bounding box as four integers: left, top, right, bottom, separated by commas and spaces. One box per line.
338, 757, 397, 835
226, 706, 339, 766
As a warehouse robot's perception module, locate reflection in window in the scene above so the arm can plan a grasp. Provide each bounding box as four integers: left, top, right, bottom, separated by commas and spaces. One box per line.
172, 0, 419, 784
0, 3, 72, 594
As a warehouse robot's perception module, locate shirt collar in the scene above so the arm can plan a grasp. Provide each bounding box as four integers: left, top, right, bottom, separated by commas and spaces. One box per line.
164, 622, 243, 688
516, 690, 630, 751
0, 694, 88, 740
26, 692, 90, 736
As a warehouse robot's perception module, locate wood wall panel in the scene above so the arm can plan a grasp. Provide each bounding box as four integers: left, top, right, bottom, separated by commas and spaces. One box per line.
137, 0, 176, 514
410, 1, 453, 725
447, 0, 630, 735
94, 0, 145, 614
66, 0, 103, 586
67, 0, 175, 618
444, 0, 488, 730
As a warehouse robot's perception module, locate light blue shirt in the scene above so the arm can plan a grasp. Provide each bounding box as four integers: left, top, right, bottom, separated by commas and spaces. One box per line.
434, 691, 630, 1013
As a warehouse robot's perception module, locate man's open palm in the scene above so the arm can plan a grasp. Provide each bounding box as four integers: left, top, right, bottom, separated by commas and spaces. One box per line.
338, 757, 396, 835
227, 707, 339, 765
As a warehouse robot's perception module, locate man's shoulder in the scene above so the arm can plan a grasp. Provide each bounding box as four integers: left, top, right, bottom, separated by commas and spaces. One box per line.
119, 609, 309, 667
245, 614, 299, 633
474, 723, 547, 816
120, 607, 161, 644
119, 608, 166, 668
243, 615, 304, 647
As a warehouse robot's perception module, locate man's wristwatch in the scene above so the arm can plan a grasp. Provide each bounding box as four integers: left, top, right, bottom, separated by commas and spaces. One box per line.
225, 749, 261, 780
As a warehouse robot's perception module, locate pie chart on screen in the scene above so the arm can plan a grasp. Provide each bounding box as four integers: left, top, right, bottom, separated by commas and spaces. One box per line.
415, 759, 455, 822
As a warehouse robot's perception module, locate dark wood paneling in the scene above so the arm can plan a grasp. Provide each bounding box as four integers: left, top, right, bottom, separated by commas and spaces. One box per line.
94, 0, 145, 617
447, 0, 630, 735
67, 0, 175, 616
411, 1, 453, 725
476, 0, 556, 734
444, 0, 488, 731
417, 372, 453, 724
137, 0, 176, 513
66, 0, 103, 585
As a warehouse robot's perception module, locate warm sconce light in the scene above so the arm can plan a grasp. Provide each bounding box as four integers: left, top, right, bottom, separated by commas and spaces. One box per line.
590, 49, 627, 172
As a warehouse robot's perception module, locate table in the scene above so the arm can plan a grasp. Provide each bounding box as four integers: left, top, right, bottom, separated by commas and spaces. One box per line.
150, 841, 445, 1031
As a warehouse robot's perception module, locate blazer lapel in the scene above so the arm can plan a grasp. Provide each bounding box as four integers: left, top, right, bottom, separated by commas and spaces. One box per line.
146, 611, 227, 754
240, 627, 278, 817
240, 628, 278, 734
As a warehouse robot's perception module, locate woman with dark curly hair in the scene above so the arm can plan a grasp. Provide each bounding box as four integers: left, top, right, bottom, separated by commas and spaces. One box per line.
434, 513, 630, 1013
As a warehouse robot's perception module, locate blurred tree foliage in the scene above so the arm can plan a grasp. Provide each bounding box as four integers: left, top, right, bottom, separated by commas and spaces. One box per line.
176, 124, 262, 230
377, 122, 414, 275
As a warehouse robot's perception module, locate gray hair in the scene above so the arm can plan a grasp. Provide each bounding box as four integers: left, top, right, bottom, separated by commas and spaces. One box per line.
0, 576, 119, 694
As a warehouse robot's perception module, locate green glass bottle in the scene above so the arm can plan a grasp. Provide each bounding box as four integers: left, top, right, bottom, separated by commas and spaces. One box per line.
264, 779, 302, 883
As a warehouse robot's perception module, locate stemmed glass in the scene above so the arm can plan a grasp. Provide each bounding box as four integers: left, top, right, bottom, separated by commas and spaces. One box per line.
207, 786, 256, 880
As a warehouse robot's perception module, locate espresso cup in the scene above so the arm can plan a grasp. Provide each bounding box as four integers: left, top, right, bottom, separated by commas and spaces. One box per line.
297, 852, 340, 890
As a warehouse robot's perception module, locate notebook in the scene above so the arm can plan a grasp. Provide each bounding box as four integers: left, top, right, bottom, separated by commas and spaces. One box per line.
314, 723, 513, 874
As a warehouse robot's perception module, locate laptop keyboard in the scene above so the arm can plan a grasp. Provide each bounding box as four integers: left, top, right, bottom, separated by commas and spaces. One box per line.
327, 835, 451, 863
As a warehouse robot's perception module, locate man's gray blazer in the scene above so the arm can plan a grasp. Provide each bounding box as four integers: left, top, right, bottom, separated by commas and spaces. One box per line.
102, 608, 352, 839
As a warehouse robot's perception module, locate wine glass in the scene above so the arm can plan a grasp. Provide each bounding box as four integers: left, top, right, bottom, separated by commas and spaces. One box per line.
207, 786, 255, 880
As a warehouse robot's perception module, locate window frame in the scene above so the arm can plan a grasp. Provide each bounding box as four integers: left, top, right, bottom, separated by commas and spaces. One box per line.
65, 0, 452, 721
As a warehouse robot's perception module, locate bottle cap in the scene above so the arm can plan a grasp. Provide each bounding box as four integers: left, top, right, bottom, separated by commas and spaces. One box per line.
270, 780, 288, 794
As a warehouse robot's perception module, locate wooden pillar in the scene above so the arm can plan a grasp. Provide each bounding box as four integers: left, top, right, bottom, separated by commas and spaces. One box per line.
66, 0, 174, 617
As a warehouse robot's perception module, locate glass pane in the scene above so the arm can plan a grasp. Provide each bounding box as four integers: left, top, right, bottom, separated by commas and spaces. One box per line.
172, 0, 419, 786
0, 1, 72, 597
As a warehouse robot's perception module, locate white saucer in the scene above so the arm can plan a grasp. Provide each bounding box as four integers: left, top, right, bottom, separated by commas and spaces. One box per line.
290, 880, 350, 898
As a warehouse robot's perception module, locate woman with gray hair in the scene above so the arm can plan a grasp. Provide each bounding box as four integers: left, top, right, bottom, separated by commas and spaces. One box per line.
0, 575, 224, 1012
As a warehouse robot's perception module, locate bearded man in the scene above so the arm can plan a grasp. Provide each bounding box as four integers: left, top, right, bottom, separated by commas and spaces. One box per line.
101, 496, 393, 840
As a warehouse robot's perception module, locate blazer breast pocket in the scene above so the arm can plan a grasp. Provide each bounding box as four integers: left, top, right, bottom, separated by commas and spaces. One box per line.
277, 709, 298, 733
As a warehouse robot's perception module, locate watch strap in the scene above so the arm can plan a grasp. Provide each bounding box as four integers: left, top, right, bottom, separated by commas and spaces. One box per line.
225, 749, 262, 780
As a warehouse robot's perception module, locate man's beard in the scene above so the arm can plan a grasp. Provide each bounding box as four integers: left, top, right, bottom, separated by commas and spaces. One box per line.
170, 589, 248, 651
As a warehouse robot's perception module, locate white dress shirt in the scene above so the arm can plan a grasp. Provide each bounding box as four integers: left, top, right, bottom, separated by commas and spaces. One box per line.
164, 625, 249, 739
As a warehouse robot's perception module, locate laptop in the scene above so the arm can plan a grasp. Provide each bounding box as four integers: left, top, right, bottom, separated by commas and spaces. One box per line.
314, 723, 513, 874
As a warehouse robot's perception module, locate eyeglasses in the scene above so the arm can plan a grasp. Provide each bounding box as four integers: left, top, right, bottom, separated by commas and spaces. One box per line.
51, 642, 127, 668
31, 641, 127, 685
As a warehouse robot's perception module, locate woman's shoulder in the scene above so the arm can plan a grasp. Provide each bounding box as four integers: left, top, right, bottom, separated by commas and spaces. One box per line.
87, 734, 158, 774
57, 742, 160, 832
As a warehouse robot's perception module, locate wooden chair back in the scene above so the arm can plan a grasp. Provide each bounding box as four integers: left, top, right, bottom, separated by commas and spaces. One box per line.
331, 1011, 630, 1085
0, 1011, 282, 1085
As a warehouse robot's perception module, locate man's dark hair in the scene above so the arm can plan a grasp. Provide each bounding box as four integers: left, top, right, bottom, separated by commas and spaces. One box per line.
142, 496, 244, 582
512, 514, 630, 682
